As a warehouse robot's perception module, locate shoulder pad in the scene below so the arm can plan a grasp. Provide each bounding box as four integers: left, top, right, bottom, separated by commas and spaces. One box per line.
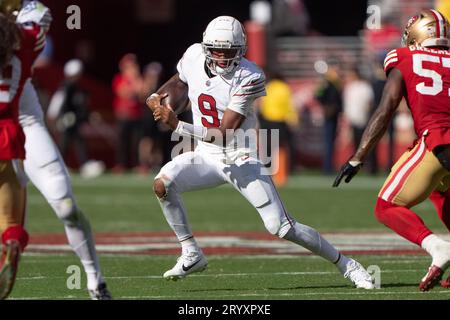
233, 66, 266, 98
384, 48, 407, 75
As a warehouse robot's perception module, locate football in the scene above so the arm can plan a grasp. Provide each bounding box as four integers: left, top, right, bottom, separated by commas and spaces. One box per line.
159, 74, 190, 115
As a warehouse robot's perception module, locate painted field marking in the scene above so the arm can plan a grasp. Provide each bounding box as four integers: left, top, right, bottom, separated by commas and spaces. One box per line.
119, 290, 450, 299
11, 290, 449, 300
26, 232, 450, 256
16, 269, 430, 281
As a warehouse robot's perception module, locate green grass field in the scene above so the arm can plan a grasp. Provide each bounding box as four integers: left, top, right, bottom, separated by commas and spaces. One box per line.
9, 173, 450, 300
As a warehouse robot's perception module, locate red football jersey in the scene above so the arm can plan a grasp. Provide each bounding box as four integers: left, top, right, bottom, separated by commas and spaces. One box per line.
384, 45, 450, 150
0, 23, 45, 160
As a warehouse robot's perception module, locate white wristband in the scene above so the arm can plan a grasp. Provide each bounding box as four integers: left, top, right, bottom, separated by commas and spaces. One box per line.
174, 121, 208, 141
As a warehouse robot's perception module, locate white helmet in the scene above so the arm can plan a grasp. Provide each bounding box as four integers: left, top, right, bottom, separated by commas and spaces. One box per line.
202, 16, 247, 76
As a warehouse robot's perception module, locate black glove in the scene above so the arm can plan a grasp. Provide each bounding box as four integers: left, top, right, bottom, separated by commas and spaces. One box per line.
332, 161, 362, 187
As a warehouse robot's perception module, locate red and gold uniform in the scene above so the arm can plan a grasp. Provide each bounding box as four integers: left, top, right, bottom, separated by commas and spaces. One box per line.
375, 10, 450, 255
1, 19, 46, 234
380, 45, 450, 211
0, 3, 50, 299
333, 8, 450, 292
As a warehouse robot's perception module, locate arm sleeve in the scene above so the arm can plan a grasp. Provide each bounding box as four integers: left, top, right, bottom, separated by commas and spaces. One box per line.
229, 73, 266, 116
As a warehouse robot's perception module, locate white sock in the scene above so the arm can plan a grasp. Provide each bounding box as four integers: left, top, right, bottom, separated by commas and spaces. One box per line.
181, 237, 201, 255
80, 259, 102, 291
64, 211, 104, 290
421, 234, 442, 254
158, 190, 195, 246
421, 234, 450, 268
283, 222, 340, 264
334, 253, 352, 274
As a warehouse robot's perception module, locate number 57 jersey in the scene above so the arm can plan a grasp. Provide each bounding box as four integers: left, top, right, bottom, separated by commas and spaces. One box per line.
384, 46, 450, 150
176, 43, 266, 158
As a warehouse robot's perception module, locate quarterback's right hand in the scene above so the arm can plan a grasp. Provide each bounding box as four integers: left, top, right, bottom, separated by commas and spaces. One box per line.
146, 93, 168, 112
332, 160, 362, 187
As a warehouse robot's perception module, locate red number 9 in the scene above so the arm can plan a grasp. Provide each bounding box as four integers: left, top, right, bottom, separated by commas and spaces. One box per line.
198, 93, 220, 127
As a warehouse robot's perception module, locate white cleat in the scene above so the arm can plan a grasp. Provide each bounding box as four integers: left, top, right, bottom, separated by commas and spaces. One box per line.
88, 282, 113, 300
343, 259, 375, 289
429, 241, 450, 271
163, 252, 208, 281
420, 240, 450, 291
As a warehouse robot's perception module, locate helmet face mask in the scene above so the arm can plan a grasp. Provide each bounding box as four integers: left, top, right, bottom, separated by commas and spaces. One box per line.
402, 10, 450, 48
202, 16, 247, 76
203, 46, 241, 75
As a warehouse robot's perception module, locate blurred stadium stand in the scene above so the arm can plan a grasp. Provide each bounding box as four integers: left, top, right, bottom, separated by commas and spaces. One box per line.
275, 37, 365, 79
266, 0, 435, 171
35, 0, 437, 172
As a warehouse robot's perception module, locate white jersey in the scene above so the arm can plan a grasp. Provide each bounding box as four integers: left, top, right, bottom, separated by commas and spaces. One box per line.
177, 43, 266, 159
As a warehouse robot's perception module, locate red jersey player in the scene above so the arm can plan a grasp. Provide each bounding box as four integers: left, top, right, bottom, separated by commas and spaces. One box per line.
334, 9, 450, 292
0, 0, 50, 299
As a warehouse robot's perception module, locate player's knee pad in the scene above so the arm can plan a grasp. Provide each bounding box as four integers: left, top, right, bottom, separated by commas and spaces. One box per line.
258, 202, 293, 237
375, 197, 396, 224
263, 216, 282, 236
50, 197, 79, 224
257, 202, 283, 235
28, 159, 72, 203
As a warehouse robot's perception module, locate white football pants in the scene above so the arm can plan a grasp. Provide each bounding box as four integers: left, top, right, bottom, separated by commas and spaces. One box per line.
19, 79, 104, 290
155, 148, 341, 263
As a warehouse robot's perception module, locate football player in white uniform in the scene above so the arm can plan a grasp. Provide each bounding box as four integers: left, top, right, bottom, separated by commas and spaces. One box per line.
15, 1, 111, 299
147, 16, 374, 289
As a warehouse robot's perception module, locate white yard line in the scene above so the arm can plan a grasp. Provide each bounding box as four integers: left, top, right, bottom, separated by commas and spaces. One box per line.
11, 289, 449, 300
16, 269, 426, 281
12, 296, 78, 300
119, 290, 450, 299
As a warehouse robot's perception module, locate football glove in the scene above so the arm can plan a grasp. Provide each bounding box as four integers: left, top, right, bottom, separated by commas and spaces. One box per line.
17, 1, 52, 31
332, 161, 362, 187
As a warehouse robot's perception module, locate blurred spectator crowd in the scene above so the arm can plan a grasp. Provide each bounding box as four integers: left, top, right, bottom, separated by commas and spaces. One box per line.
41, 52, 184, 176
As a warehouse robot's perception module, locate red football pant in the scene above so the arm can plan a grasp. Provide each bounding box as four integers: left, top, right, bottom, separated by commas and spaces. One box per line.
429, 190, 450, 231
